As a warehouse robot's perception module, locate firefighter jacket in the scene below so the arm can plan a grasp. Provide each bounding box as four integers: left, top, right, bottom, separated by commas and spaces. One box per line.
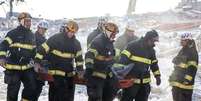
85, 33, 115, 79
169, 45, 198, 90
87, 28, 102, 47
118, 37, 161, 84
35, 31, 46, 49
0, 25, 36, 70
35, 32, 84, 77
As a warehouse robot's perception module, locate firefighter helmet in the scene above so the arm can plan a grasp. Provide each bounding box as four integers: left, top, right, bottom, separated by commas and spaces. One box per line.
37, 20, 49, 29
18, 12, 32, 21
63, 20, 79, 33
181, 32, 192, 40
144, 30, 159, 41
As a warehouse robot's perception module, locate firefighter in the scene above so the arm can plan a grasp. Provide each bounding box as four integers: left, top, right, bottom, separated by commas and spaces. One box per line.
34, 20, 84, 101
33, 20, 49, 101
118, 30, 161, 101
169, 32, 198, 101
84, 22, 119, 101
0, 12, 37, 101
87, 17, 108, 47
114, 23, 139, 51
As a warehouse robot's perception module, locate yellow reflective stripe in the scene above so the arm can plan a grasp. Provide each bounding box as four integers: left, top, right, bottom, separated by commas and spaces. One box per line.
185, 75, 193, 81
85, 58, 94, 64
153, 70, 160, 76
0, 51, 6, 56
176, 63, 188, 68
76, 50, 82, 58
51, 50, 74, 58
130, 55, 151, 64
95, 55, 113, 61
48, 70, 76, 77
152, 59, 158, 64
42, 43, 50, 53
188, 61, 198, 68
5, 64, 31, 70
112, 63, 125, 68
92, 71, 107, 79
88, 48, 98, 57
134, 78, 151, 84
76, 61, 84, 66
35, 53, 43, 59
115, 48, 121, 57
170, 81, 193, 89
21, 98, 29, 101
121, 50, 131, 58
5, 37, 13, 45
10, 43, 35, 50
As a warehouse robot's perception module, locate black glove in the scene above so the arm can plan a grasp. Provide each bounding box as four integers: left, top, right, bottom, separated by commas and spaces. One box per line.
156, 76, 161, 86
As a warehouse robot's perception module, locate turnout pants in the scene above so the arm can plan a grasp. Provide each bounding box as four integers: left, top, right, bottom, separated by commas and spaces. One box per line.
120, 84, 151, 101
86, 75, 119, 101
48, 76, 75, 101
172, 86, 193, 101
4, 69, 37, 101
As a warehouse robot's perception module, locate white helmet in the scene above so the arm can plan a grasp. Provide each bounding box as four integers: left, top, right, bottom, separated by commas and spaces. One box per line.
37, 20, 49, 29
181, 32, 192, 40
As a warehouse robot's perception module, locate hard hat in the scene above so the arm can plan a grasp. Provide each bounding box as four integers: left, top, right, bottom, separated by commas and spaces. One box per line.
63, 20, 79, 33
18, 12, 32, 21
104, 22, 119, 34
37, 20, 49, 29
181, 32, 192, 40
144, 30, 159, 41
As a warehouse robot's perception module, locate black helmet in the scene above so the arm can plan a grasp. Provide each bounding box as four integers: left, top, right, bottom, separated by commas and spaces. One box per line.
144, 30, 159, 41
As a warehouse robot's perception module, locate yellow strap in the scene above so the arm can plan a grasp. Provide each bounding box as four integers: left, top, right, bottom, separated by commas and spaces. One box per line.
92, 71, 107, 79
76, 61, 84, 66
170, 81, 193, 90
153, 70, 160, 76
5, 37, 13, 45
88, 48, 98, 57
42, 43, 50, 53
35, 53, 43, 59
152, 59, 158, 64
134, 78, 151, 84
130, 55, 151, 64
0, 51, 6, 56
121, 50, 131, 58
185, 75, 193, 81
112, 63, 125, 68
10, 43, 35, 50
5, 64, 31, 71
48, 70, 75, 77
85, 58, 94, 64
51, 50, 74, 58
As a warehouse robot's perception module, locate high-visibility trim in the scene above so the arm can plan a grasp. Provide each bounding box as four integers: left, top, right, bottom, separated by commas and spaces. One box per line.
112, 63, 125, 68
5, 37, 13, 45
10, 43, 35, 50
42, 43, 50, 53
88, 48, 98, 57
35, 53, 43, 59
92, 71, 107, 79
96, 55, 113, 61
153, 70, 161, 76
121, 50, 131, 58
76, 61, 84, 66
185, 75, 193, 81
115, 48, 121, 57
0, 51, 6, 56
152, 59, 158, 64
21, 98, 29, 101
76, 50, 82, 58
5, 64, 32, 71
188, 61, 198, 68
108, 72, 113, 78
134, 78, 151, 84
170, 81, 193, 89
130, 55, 151, 64
48, 70, 75, 77
85, 58, 94, 64
51, 50, 74, 58
176, 63, 188, 68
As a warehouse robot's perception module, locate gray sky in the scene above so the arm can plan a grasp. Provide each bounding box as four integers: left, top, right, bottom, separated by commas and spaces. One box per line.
0, 0, 180, 19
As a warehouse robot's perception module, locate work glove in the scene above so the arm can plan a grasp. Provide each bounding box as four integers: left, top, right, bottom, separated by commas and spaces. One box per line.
155, 76, 161, 86
0, 58, 6, 68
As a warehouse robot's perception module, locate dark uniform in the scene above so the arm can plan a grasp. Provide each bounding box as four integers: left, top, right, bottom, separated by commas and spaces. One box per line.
33, 31, 47, 101
87, 28, 102, 47
35, 32, 84, 101
169, 40, 198, 101
85, 33, 119, 101
119, 36, 161, 101
0, 25, 36, 101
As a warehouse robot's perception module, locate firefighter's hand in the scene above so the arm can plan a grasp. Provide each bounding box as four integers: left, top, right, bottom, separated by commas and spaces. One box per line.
34, 63, 44, 73
156, 76, 161, 86
0, 59, 6, 68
